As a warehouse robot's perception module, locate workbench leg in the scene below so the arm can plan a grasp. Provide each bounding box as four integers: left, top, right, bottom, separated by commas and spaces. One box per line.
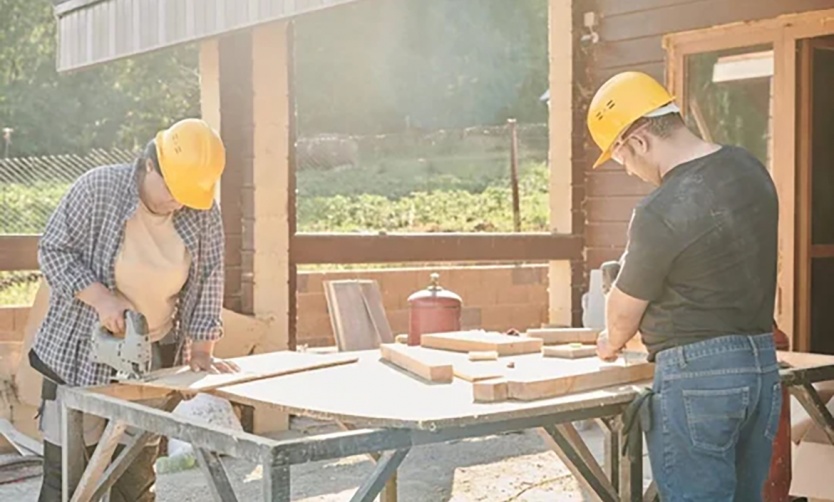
90, 431, 155, 502
262, 457, 290, 502
596, 418, 620, 495
71, 421, 127, 502
196, 448, 238, 502
790, 382, 834, 444
350, 449, 409, 502
618, 418, 644, 502
539, 425, 618, 502
381, 472, 397, 502
338, 421, 398, 502
61, 406, 85, 502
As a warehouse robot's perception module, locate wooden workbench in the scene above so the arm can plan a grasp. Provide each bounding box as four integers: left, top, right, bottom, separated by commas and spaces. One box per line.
57, 349, 834, 502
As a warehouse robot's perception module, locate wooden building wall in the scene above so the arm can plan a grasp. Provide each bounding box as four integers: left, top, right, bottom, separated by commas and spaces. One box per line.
576, 0, 834, 272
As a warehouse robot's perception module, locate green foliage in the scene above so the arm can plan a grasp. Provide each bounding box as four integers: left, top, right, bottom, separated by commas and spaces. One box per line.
298, 160, 551, 233
0, 0, 200, 156
0, 161, 550, 235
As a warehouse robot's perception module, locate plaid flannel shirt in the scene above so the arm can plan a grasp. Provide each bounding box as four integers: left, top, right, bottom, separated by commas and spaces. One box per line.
33, 163, 225, 387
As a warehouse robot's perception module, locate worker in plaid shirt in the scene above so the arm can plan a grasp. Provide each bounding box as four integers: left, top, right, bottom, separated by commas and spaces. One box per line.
30, 118, 239, 502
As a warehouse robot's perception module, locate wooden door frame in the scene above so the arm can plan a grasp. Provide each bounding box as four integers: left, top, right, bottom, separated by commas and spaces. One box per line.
663, 8, 834, 352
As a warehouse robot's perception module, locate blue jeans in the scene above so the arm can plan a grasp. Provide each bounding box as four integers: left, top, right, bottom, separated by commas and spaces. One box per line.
646, 334, 782, 502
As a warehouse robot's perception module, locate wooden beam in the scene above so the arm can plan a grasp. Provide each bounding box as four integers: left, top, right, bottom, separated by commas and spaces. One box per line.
0, 235, 39, 271
291, 233, 581, 264
0, 232, 582, 271
547, 0, 574, 327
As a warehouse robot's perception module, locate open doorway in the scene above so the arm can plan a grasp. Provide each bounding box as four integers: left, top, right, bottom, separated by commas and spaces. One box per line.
798, 35, 834, 355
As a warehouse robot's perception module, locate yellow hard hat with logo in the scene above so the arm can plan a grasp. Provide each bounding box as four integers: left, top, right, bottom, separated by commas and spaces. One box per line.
155, 118, 226, 210
587, 71, 676, 169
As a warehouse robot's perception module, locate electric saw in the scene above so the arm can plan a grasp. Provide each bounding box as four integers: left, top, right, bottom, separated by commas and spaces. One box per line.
90, 310, 154, 379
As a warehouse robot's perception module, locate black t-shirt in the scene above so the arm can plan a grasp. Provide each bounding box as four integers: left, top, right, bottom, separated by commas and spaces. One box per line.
615, 145, 778, 360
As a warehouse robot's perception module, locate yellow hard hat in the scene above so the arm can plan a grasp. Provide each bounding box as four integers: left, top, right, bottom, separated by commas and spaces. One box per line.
155, 118, 226, 210
587, 72, 675, 169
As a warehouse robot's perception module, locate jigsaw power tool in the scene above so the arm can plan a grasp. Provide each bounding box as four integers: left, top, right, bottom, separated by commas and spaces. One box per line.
90, 310, 154, 379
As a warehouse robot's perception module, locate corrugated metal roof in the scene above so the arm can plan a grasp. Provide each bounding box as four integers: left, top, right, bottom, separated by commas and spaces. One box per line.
55, 0, 360, 72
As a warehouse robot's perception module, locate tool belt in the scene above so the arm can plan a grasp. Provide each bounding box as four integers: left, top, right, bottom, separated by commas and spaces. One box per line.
622, 387, 654, 460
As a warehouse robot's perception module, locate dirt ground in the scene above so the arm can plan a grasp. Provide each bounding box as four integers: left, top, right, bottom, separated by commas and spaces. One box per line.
0, 419, 652, 501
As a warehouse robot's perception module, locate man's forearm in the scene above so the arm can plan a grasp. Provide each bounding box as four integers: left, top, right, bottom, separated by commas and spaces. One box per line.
606, 316, 640, 351
605, 286, 649, 351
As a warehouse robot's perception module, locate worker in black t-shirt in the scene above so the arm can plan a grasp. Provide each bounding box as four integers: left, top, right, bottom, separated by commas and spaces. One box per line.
586, 71, 780, 501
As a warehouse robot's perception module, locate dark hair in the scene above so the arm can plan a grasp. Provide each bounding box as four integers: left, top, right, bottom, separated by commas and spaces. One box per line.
642, 113, 685, 139
140, 140, 162, 173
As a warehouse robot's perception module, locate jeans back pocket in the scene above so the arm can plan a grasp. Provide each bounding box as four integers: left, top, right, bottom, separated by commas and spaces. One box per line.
683, 386, 750, 453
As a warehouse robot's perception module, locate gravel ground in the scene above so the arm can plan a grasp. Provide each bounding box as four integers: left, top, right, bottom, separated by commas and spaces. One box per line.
0, 420, 652, 501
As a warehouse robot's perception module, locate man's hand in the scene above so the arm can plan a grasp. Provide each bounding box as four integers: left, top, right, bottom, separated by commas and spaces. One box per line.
189, 341, 240, 374
596, 330, 621, 362
77, 283, 134, 334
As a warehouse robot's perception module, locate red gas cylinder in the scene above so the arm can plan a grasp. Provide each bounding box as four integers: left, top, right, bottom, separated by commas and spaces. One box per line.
407, 273, 462, 346
763, 323, 791, 502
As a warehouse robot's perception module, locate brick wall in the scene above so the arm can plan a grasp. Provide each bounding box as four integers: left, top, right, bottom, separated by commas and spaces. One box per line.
297, 264, 549, 347
0, 265, 551, 349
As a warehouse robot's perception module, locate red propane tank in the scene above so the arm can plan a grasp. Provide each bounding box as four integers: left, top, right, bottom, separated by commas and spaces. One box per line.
763, 323, 791, 502
407, 273, 462, 346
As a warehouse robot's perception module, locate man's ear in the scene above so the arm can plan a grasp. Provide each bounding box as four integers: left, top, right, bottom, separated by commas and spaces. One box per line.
632, 132, 650, 155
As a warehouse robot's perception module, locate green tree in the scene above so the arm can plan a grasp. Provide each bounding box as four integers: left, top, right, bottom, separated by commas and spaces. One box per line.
0, 0, 200, 156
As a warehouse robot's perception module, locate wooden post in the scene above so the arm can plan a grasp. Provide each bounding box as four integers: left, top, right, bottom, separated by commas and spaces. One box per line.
251, 21, 291, 354
249, 20, 292, 433
547, 0, 574, 327
508, 118, 521, 233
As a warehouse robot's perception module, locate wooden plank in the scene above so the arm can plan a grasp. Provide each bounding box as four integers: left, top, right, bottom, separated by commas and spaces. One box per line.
542, 344, 597, 359
524, 328, 600, 345
379, 344, 453, 383
473, 379, 509, 403
599, 0, 834, 43
596, 0, 705, 17
585, 171, 652, 197
126, 351, 358, 393
587, 248, 625, 271
291, 233, 582, 264
585, 197, 640, 224
586, 223, 630, 248
505, 363, 655, 402
325, 280, 393, 352
595, 36, 667, 70
420, 331, 543, 356
0, 235, 39, 271
797, 39, 814, 353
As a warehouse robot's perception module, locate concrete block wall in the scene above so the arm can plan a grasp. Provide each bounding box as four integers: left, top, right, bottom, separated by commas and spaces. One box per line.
296, 264, 550, 347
